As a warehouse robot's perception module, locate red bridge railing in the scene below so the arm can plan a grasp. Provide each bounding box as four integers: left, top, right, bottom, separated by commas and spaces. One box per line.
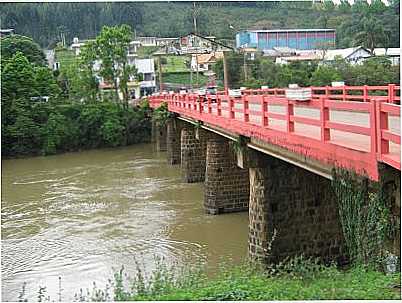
149, 85, 400, 181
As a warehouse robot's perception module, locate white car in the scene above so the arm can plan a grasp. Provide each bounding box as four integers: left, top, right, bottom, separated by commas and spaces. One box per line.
228, 89, 242, 98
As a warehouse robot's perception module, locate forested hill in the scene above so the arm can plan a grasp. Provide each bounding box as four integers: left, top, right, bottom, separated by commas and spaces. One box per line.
0, 0, 399, 49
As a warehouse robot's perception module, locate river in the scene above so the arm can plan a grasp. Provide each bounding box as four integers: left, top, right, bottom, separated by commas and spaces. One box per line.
1, 144, 248, 301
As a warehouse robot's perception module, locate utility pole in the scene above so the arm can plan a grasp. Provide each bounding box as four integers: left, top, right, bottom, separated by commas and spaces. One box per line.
243, 52, 247, 82
193, 2, 198, 34
158, 56, 163, 92
223, 51, 229, 94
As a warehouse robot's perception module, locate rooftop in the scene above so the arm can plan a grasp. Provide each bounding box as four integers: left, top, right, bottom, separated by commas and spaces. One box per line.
240, 28, 336, 33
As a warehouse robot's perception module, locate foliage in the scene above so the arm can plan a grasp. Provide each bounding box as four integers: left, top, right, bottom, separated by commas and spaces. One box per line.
310, 65, 342, 86
331, 169, 398, 268
1, 34, 46, 66
163, 72, 208, 86
23, 257, 401, 301
214, 55, 399, 89
95, 24, 135, 105
0, 1, 399, 50
152, 102, 173, 127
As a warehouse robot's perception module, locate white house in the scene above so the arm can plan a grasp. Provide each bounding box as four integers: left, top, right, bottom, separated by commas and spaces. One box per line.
133, 58, 156, 96
373, 48, 401, 66
322, 47, 372, 64
137, 36, 157, 46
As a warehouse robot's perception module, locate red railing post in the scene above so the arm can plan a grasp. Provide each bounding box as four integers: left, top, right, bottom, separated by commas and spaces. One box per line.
363, 85, 368, 102
229, 97, 235, 119
286, 99, 294, 133
376, 100, 390, 156
207, 96, 212, 114
320, 97, 330, 141
243, 95, 249, 122
217, 95, 222, 117
342, 86, 346, 102
198, 96, 203, 114
261, 96, 268, 127
325, 85, 329, 98
388, 83, 395, 104
369, 98, 377, 155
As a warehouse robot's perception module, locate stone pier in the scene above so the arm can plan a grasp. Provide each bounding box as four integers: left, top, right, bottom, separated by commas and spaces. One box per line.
204, 135, 249, 214
166, 119, 182, 165
245, 149, 345, 264
155, 123, 167, 152
180, 126, 208, 183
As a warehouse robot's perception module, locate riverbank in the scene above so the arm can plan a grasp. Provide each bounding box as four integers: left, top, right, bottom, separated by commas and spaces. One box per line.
120, 261, 401, 301
2, 100, 152, 159
23, 259, 400, 301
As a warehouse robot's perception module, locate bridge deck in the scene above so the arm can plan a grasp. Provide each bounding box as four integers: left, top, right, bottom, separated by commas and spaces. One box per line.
150, 85, 400, 181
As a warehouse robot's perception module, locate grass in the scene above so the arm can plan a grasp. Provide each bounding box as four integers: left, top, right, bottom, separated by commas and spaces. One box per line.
21, 256, 399, 301
163, 72, 208, 86
54, 48, 76, 70
162, 56, 189, 73
127, 262, 401, 301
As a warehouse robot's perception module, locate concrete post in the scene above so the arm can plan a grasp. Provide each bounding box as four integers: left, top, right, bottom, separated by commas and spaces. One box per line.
204, 135, 249, 214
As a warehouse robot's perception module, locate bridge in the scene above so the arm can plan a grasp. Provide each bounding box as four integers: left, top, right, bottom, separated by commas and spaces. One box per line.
148, 84, 401, 264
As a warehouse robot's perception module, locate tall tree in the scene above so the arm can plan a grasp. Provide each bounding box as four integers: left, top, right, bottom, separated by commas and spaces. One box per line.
354, 17, 387, 54
95, 24, 136, 106
1, 34, 46, 66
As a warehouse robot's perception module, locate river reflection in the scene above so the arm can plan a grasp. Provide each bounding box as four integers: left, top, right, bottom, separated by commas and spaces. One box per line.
1, 144, 248, 301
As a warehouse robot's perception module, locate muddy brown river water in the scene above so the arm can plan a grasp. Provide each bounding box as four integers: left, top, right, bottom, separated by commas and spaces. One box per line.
1, 144, 248, 301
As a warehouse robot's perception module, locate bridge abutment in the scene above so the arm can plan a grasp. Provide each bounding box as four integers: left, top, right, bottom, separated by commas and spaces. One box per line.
245, 149, 345, 264
166, 119, 183, 165
204, 135, 249, 214
378, 164, 401, 260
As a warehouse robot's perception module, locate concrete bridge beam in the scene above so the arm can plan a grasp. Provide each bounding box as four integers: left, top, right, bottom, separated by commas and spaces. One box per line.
204, 135, 249, 214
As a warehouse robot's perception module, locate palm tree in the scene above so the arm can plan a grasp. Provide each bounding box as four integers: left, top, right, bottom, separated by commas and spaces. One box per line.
354, 17, 387, 55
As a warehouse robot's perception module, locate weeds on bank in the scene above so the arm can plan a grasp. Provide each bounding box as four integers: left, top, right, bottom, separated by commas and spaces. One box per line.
18, 255, 400, 301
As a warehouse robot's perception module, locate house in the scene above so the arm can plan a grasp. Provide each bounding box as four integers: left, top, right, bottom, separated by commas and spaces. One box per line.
322, 46, 372, 64
156, 37, 179, 46
0, 28, 14, 37
137, 36, 157, 46
134, 58, 156, 96
190, 52, 224, 72
373, 48, 401, 66
276, 53, 320, 65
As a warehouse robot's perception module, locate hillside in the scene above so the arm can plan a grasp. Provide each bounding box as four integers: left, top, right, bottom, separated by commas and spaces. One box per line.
0, 1, 399, 49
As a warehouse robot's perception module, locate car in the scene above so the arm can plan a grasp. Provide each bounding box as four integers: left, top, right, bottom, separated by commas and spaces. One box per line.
206, 86, 217, 95
195, 88, 207, 96
228, 89, 242, 98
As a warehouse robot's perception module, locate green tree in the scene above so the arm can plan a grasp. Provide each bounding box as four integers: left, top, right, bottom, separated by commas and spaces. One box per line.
33, 66, 62, 98
95, 24, 136, 106
310, 65, 342, 86
354, 17, 388, 54
79, 40, 99, 102
1, 34, 46, 66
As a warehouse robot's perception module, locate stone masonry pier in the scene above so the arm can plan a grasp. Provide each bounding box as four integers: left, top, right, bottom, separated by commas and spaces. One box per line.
243, 149, 345, 264
204, 134, 250, 214
154, 116, 400, 266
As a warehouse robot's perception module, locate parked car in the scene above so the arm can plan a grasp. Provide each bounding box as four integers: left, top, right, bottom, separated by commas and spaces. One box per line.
228, 89, 242, 98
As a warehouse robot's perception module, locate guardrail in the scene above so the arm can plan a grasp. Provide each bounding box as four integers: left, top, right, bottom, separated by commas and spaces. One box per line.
241, 84, 400, 104
149, 86, 400, 180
